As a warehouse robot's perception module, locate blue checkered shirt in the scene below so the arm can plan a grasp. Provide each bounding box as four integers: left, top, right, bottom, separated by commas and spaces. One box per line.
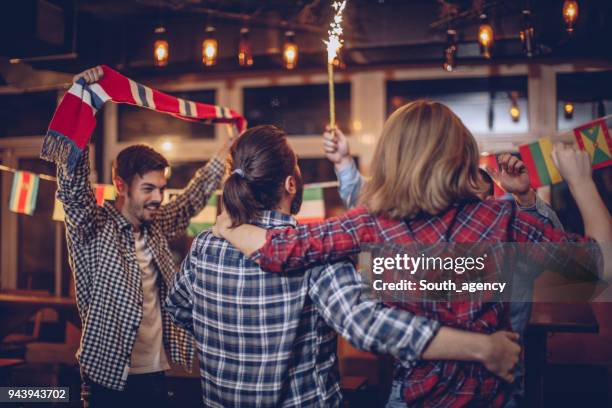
56, 148, 224, 390
166, 210, 439, 408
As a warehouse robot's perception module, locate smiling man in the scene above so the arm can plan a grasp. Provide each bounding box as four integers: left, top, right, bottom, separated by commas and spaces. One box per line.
57, 67, 230, 407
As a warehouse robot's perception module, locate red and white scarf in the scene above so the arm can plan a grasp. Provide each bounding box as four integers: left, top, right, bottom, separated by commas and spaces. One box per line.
41, 64, 246, 171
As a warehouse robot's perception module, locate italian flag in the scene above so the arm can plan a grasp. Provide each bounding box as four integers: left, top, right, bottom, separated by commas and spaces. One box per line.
9, 171, 40, 215
518, 138, 562, 188
187, 194, 218, 237
296, 187, 325, 223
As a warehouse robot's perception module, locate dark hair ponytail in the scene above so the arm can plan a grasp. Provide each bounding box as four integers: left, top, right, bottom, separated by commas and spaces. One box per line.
222, 125, 298, 226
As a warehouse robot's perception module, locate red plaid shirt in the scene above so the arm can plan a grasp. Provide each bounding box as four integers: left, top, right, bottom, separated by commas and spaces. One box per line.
251, 199, 599, 407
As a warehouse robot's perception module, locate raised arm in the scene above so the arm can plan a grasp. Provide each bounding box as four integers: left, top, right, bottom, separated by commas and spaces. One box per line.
156, 139, 230, 240
324, 127, 363, 209
509, 145, 611, 282
56, 143, 102, 244
553, 144, 612, 281
492, 152, 563, 230
309, 261, 519, 382
551, 144, 612, 244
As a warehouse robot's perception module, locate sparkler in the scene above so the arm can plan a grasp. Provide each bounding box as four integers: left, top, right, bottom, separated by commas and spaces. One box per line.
324, 0, 347, 129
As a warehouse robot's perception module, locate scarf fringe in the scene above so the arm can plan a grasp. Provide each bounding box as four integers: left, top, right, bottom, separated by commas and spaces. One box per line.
41, 130, 83, 173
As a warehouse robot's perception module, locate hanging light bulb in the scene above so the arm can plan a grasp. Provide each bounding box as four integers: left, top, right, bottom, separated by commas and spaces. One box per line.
564, 102, 575, 119
520, 9, 535, 58
202, 26, 218, 66
153, 26, 169, 67
283, 31, 298, 70
509, 91, 521, 122
238, 27, 253, 67
562, 0, 579, 34
478, 14, 494, 59
510, 103, 520, 122
443, 29, 458, 72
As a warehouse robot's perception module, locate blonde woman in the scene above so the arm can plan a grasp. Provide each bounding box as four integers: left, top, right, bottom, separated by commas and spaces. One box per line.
214, 101, 610, 406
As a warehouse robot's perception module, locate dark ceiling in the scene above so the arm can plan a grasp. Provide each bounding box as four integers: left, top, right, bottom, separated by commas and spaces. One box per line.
0, 0, 611, 80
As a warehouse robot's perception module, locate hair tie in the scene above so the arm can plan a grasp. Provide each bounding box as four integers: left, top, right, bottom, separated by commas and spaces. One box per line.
232, 168, 246, 178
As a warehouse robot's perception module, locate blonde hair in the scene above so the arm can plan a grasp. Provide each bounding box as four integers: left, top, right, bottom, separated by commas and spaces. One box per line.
360, 100, 484, 219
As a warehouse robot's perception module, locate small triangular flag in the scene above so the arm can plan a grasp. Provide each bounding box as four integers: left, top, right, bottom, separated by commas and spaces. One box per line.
9, 171, 40, 215
296, 187, 325, 223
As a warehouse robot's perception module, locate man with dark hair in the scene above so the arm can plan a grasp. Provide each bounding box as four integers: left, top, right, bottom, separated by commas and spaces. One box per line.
57, 67, 231, 407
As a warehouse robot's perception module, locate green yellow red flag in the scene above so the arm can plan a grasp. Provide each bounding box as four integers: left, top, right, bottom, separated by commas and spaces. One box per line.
573, 118, 612, 170
518, 138, 562, 189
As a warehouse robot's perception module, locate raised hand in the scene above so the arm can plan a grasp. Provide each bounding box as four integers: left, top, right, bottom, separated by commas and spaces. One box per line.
72, 66, 104, 84
323, 126, 351, 168
551, 143, 592, 187
490, 153, 531, 195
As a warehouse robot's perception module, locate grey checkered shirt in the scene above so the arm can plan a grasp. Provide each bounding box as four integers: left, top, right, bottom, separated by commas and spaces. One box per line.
56, 148, 224, 390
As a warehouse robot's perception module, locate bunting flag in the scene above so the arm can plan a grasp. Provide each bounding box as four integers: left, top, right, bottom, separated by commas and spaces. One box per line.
478, 154, 504, 197
52, 198, 65, 222
52, 185, 114, 222
187, 195, 218, 237
9, 171, 40, 215
573, 118, 612, 170
518, 138, 562, 189
94, 184, 116, 206
296, 187, 326, 223
41, 64, 246, 172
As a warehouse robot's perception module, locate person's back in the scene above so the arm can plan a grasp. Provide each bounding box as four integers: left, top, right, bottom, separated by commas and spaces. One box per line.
346, 199, 512, 405
184, 213, 342, 407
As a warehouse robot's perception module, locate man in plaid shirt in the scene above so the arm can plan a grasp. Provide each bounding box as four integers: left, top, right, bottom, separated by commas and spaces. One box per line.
166, 125, 521, 407
56, 67, 230, 406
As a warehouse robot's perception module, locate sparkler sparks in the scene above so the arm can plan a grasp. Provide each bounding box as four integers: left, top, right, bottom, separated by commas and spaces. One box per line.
325, 0, 348, 63
325, 0, 348, 129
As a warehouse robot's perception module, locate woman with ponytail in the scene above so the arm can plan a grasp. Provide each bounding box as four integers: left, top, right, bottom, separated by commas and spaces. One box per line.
222, 125, 303, 227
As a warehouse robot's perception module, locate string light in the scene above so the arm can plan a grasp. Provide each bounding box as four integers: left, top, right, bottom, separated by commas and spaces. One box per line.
564, 102, 575, 119
520, 9, 535, 58
562, 0, 579, 34
283, 30, 298, 70
153, 26, 169, 67
478, 14, 494, 59
443, 28, 458, 72
238, 27, 253, 67
202, 26, 218, 66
